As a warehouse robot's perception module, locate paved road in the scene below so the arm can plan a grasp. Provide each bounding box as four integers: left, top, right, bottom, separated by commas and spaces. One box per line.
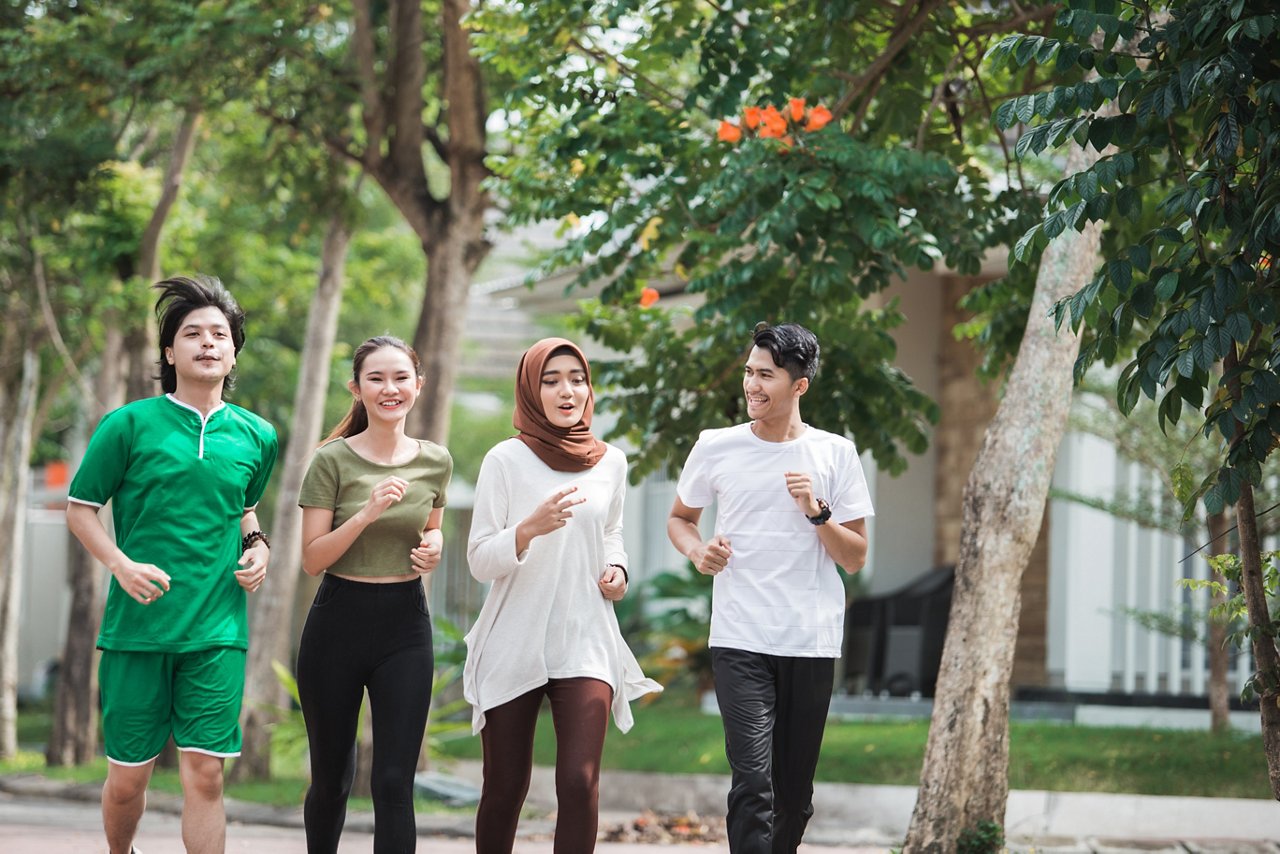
4, 773, 1279, 854
0, 792, 890, 854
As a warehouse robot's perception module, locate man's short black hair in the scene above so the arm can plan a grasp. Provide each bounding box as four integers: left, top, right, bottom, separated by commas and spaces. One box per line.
154, 275, 246, 395
752, 321, 820, 383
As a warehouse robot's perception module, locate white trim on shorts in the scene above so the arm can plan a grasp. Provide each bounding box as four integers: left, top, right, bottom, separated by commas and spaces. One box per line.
177, 745, 242, 759
107, 752, 162, 767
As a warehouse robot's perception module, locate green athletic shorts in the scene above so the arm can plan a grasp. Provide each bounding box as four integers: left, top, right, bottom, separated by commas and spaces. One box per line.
98, 647, 247, 765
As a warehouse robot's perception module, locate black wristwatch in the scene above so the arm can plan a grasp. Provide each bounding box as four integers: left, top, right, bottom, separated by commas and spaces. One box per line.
806, 499, 832, 526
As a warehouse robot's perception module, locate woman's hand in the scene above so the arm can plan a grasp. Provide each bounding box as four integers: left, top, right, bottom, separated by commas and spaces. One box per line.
411, 528, 443, 575
360, 476, 409, 522
515, 486, 585, 554
599, 564, 627, 601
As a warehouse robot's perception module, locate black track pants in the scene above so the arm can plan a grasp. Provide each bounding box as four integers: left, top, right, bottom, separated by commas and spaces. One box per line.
711, 648, 835, 854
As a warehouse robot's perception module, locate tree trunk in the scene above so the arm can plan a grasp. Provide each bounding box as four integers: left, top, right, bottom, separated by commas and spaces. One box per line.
45, 325, 125, 766
46, 538, 103, 765
903, 141, 1104, 851
0, 348, 41, 758
354, 0, 490, 444
1234, 477, 1280, 797
230, 212, 352, 783
125, 108, 203, 402
1205, 509, 1232, 733
410, 0, 491, 442
410, 229, 484, 443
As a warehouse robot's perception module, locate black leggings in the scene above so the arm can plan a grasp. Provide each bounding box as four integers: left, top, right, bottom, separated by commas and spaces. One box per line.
296, 574, 434, 854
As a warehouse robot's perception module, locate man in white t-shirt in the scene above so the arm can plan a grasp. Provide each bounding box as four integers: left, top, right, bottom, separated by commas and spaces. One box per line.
668, 322, 874, 854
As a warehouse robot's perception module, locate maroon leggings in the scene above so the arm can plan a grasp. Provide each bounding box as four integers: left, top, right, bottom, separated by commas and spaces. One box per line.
475, 677, 612, 854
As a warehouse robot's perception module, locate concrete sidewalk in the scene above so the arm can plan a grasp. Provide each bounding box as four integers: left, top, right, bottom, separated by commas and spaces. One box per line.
2, 765, 1278, 853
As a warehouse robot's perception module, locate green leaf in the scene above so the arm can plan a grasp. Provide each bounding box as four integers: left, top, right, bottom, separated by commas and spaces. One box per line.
994, 98, 1017, 130
1175, 346, 1195, 378
1129, 243, 1151, 273
1043, 210, 1066, 239
1171, 461, 1195, 504
1116, 186, 1140, 219
1156, 271, 1179, 300
1224, 311, 1251, 344
1108, 258, 1133, 293
1013, 224, 1042, 262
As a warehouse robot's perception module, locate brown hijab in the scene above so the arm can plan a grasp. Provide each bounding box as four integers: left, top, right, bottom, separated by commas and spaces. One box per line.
513, 337, 608, 472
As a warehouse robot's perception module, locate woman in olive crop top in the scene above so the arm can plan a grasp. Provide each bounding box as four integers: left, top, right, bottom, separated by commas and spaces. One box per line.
295, 335, 452, 854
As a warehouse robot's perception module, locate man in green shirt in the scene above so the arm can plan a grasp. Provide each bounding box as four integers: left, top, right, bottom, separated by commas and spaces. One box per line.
66, 275, 278, 854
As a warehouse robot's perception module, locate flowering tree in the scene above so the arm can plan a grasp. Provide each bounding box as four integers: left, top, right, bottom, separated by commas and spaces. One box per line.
478, 0, 1056, 480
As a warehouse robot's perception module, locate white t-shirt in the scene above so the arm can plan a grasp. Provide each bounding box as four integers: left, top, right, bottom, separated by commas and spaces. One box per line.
676, 422, 875, 658
463, 439, 661, 734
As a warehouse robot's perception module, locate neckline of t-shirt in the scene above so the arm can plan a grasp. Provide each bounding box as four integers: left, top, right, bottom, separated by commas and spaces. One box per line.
164, 393, 226, 423
337, 436, 423, 468
744, 421, 811, 446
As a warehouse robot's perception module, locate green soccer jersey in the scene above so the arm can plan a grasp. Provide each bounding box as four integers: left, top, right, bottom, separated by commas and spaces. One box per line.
68, 394, 279, 652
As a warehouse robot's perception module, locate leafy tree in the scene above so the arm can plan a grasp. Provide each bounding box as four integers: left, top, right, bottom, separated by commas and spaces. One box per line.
256, 0, 493, 444
991, 0, 1280, 795
476, 0, 1055, 481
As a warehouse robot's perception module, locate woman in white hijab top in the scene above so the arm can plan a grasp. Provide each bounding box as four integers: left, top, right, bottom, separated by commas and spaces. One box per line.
463, 337, 661, 854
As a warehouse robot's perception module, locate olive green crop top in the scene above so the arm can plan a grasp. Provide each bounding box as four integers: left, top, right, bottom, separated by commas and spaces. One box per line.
298, 438, 452, 577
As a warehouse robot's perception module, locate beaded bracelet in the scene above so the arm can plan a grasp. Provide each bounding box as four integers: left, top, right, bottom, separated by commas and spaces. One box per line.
242, 530, 271, 552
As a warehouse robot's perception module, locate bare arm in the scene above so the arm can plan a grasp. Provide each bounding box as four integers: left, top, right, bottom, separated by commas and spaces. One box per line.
784, 471, 869, 572
667, 497, 733, 575
65, 502, 170, 603
301, 475, 409, 576
817, 517, 869, 573
410, 506, 446, 574
235, 508, 270, 591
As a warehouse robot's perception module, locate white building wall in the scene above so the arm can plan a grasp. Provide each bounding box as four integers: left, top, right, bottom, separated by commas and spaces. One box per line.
1050, 431, 1119, 691
19, 508, 72, 701
1050, 430, 1256, 699
867, 274, 942, 594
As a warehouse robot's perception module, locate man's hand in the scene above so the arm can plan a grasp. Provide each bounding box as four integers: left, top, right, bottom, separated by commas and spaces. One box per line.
690, 535, 733, 576
784, 471, 822, 517
235, 541, 269, 592
112, 558, 171, 605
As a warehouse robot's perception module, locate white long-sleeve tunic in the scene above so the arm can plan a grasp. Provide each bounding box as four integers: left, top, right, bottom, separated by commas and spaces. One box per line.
463, 439, 661, 734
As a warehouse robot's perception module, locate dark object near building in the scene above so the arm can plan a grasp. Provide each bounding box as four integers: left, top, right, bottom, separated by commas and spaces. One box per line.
843, 565, 955, 697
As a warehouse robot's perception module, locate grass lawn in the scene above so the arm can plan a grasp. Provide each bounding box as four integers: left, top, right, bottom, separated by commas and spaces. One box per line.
7, 688, 1271, 804
434, 689, 1272, 800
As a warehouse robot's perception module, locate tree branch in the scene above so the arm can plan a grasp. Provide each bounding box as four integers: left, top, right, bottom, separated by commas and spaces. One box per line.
30, 222, 100, 409
832, 0, 950, 123
568, 35, 684, 112
351, 0, 386, 171
388, 0, 428, 177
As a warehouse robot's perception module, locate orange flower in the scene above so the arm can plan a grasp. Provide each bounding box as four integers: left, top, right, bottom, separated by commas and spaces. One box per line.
789, 98, 807, 122
717, 120, 743, 143
759, 105, 787, 138
779, 135, 795, 152
639, 287, 660, 307
804, 105, 833, 132
743, 106, 763, 130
